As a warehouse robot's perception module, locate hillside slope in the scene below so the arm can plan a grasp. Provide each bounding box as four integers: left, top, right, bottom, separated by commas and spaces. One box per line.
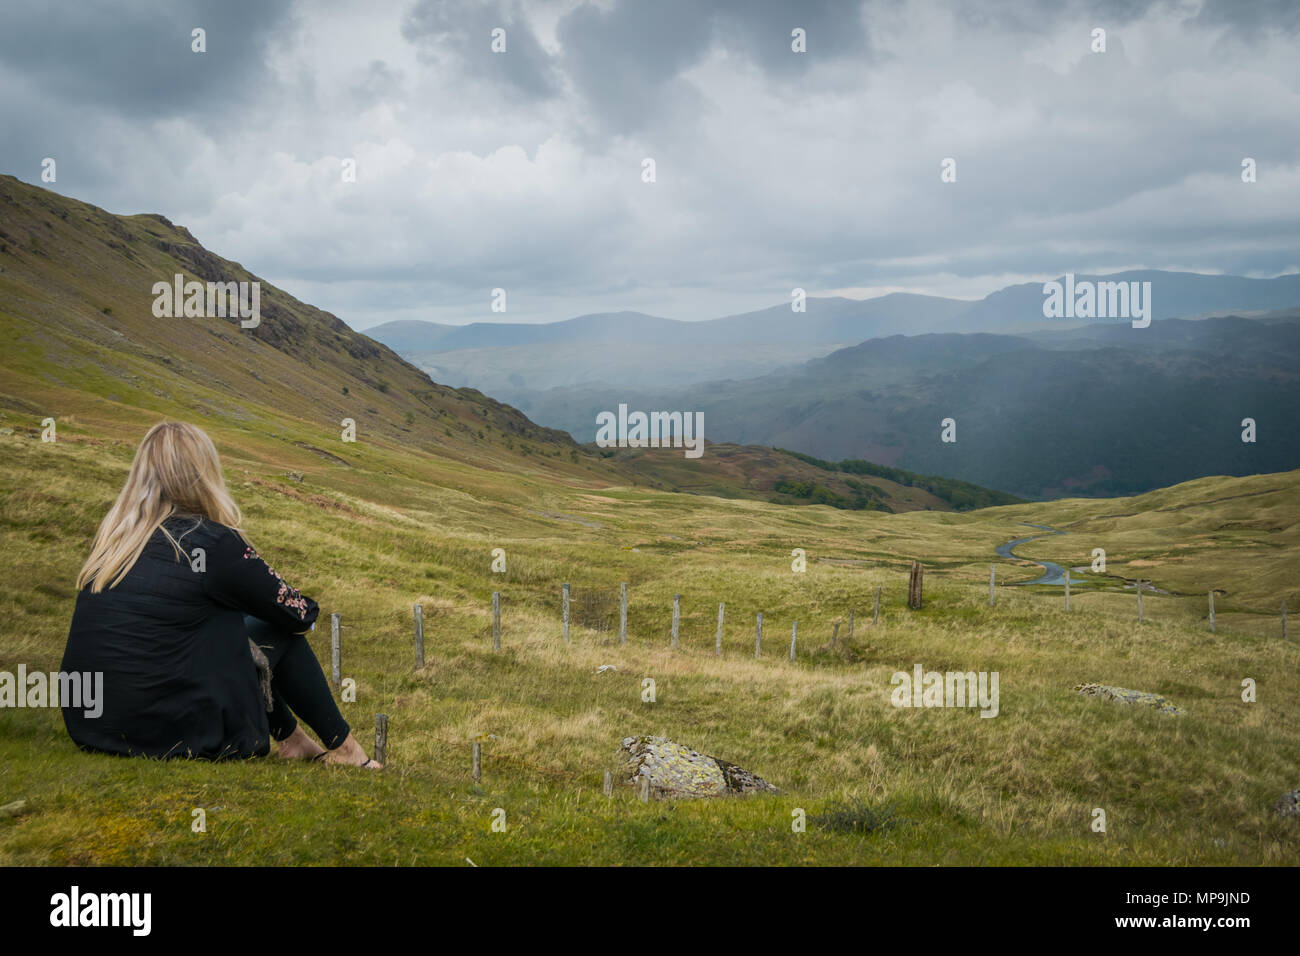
0, 175, 1015, 514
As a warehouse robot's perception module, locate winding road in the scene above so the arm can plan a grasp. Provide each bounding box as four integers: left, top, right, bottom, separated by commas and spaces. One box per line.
995, 523, 1079, 586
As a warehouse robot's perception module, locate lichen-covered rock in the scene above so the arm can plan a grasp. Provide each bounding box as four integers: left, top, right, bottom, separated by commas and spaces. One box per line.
1275, 789, 1300, 818
1075, 682, 1183, 715
620, 735, 779, 798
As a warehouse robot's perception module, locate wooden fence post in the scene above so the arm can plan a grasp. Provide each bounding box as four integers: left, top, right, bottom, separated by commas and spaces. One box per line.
413, 603, 424, 669
831, 621, 840, 647
671, 594, 680, 649
1284, 599, 1288, 640
989, 565, 996, 606
472, 741, 482, 783
492, 591, 501, 651
907, 561, 923, 609
873, 586, 882, 624
716, 603, 724, 656
562, 583, 570, 643
603, 770, 613, 797
1064, 568, 1070, 611
1137, 581, 1143, 622
789, 621, 798, 661
639, 775, 650, 802
848, 607, 854, 638
330, 612, 341, 685
374, 714, 388, 765
755, 612, 763, 658
1208, 590, 1215, 633
619, 582, 628, 645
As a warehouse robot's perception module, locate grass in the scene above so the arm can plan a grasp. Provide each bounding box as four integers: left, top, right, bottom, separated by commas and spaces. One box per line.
1, 426, 1298, 865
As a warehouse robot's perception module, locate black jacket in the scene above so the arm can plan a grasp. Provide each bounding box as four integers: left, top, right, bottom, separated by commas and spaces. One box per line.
60, 516, 320, 759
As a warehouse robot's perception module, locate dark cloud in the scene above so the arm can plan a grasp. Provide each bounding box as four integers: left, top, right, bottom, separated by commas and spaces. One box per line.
0, 0, 292, 117
402, 0, 560, 100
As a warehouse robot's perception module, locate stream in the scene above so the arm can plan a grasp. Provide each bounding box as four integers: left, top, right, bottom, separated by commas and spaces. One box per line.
994, 523, 1079, 586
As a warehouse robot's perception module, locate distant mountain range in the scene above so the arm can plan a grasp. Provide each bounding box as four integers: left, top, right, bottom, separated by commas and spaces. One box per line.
371, 271, 1300, 398
514, 313, 1300, 500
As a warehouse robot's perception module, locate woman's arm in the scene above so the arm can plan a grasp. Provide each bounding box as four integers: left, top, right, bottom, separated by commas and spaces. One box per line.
201, 525, 320, 632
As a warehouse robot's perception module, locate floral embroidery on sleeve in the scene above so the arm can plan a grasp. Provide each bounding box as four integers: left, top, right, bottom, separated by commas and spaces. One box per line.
243, 545, 312, 620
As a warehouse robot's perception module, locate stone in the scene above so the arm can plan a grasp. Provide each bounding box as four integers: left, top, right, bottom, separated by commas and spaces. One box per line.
1274, 789, 1300, 818
1075, 682, 1183, 715
619, 735, 779, 799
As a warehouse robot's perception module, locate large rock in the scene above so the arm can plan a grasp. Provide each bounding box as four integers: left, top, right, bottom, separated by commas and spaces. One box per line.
1075, 682, 1183, 715
1275, 789, 1300, 818
620, 735, 779, 798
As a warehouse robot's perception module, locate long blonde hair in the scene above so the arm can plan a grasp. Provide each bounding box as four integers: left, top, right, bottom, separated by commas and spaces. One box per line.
78, 421, 245, 592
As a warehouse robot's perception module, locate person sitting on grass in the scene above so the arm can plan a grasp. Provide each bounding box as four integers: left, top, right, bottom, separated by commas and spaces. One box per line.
61, 420, 381, 769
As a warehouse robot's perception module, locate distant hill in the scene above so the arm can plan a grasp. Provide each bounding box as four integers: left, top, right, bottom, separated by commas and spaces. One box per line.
372, 271, 1300, 400
516, 315, 1300, 500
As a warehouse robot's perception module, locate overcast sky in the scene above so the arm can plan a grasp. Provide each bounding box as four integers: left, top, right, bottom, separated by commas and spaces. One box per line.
2, 0, 1297, 330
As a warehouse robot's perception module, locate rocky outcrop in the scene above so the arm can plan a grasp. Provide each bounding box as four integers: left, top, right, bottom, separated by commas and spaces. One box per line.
620, 735, 779, 798
1075, 682, 1183, 715
1275, 789, 1300, 818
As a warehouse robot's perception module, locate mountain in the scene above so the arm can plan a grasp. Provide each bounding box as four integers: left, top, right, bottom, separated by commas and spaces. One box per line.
515, 315, 1300, 500
0, 174, 1014, 514
371, 271, 1300, 402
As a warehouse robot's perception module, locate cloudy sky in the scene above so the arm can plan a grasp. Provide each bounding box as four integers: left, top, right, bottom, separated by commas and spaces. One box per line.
2, 0, 1297, 330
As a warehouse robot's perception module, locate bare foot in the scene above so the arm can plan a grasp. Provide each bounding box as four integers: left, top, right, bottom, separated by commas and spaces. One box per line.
321, 733, 383, 770
276, 725, 326, 761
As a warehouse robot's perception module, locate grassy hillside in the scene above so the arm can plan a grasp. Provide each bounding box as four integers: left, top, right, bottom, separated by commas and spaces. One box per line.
0, 173, 1010, 517
2, 424, 1298, 864
1, 176, 1298, 866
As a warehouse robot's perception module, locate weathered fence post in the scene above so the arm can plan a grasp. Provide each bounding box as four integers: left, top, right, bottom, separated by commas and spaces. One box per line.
603, 770, 613, 797
492, 591, 501, 651
562, 582, 570, 643
789, 621, 798, 661
472, 741, 482, 783
1064, 568, 1071, 611
989, 565, 996, 606
1208, 590, 1215, 633
1284, 599, 1289, 640
330, 612, 341, 685
848, 607, 855, 638
1137, 580, 1143, 622
873, 586, 882, 624
831, 621, 840, 647
671, 594, 680, 649
755, 612, 763, 658
619, 582, 628, 645
639, 775, 650, 802
374, 714, 388, 766
413, 603, 424, 669
715, 602, 725, 656
907, 561, 923, 610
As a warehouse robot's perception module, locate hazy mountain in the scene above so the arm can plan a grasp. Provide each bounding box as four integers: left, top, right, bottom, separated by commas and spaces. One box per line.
372, 272, 1300, 399
516, 315, 1300, 500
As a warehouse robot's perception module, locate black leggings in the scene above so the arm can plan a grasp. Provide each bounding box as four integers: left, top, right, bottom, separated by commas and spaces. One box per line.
244, 615, 351, 749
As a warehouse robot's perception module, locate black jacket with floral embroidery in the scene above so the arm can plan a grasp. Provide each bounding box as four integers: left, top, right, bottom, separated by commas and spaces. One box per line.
60, 516, 320, 759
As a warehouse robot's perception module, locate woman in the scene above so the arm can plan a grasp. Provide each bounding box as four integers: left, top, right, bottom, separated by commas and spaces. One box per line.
61, 421, 381, 769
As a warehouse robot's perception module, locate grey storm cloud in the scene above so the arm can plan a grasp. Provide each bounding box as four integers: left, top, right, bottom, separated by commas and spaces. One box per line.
0, 0, 292, 117
0, 0, 1296, 330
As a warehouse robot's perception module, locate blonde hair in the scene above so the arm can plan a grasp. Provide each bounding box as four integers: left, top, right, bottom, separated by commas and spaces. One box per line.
77, 421, 246, 593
